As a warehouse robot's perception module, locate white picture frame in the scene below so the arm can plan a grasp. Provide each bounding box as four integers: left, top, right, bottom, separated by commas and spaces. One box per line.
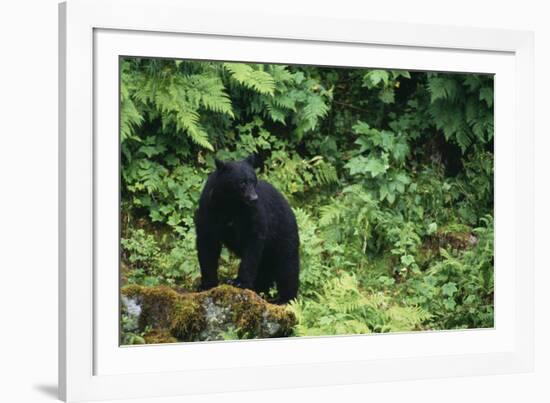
59, 0, 534, 401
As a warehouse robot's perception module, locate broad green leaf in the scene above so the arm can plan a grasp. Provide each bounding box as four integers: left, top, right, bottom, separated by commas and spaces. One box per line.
345, 156, 369, 175
379, 87, 395, 104
363, 158, 388, 177
364, 70, 390, 88
400, 255, 415, 267
442, 282, 458, 297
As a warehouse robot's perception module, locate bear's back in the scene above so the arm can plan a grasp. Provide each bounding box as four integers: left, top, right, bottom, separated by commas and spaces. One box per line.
255, 180, 298, 244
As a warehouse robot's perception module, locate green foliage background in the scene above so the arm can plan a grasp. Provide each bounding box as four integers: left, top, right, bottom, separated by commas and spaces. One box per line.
120, 57, 494, 340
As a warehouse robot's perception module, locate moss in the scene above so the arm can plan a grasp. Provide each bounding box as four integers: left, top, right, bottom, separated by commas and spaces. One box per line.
422, 224, 477, 255
121, 284, 296, 343
122, 284, 182, 330
206, 285, 296, 338
170, 296, 206, 341
416, 225, 478, 269
143, 329, 178, 344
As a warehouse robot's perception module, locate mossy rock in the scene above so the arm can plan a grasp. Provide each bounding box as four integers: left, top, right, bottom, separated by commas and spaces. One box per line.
424, 225, 478, 253
416, 225, 478, 268
121, 284, 296, 343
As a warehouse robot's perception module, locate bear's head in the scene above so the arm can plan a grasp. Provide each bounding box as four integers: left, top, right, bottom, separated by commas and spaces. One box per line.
213, 154, 261, 206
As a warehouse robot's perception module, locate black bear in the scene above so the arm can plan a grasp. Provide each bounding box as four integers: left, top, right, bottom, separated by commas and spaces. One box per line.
195, 154, 300, 303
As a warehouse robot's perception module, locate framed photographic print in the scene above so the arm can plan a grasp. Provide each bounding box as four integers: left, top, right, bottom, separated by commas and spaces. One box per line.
59, 0, 534, 401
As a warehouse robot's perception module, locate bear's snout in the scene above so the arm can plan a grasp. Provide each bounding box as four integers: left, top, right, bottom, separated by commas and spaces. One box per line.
245, 191, 258, 203
243, 185, 258, 204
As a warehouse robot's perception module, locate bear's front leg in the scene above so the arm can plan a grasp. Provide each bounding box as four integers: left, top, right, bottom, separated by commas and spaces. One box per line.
196, 230, 222, 291
228, 239, 265, 290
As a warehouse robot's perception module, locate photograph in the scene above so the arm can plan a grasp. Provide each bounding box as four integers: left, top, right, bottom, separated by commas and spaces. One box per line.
119, 56, 494, 345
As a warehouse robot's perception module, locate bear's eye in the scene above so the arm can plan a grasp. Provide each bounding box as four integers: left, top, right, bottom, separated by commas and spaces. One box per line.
239, 180, 246, 188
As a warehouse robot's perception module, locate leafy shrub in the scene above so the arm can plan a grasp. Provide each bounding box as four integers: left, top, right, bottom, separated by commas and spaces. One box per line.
289, 273, 431, 336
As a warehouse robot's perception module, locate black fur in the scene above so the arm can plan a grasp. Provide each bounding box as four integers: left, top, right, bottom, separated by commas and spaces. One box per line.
195, 155, 300, 303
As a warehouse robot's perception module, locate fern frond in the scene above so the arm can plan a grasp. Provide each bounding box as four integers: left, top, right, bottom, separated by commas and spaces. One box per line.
146, 77, 215, 151
271, 93, 297, 110
223, 63, 275, 95
120, 96, 143, 141
302, 94, 329, 127
319, 203, 342, 227
386, 306, 432, 331
264, 101, 287, 124
267, 64, 294, 84
428, 77, 461, 103
182, 74, 234, 117
310, 158, 338, 185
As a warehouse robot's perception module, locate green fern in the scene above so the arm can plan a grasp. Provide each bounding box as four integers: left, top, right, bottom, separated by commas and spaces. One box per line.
289, 273, 430, 336
427, 74, 493, 152
183, 74, 234, 117
301, 94, 329, 130
120, 96, 143, 141
427, 76, 462, 102
319, 202, 342, 227
223, 63, 276, 95
309, 156, 339, 185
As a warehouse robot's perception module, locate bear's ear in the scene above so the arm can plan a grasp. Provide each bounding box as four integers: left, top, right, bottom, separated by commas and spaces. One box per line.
214, 159, 226, 172
244, 154, 262, 169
